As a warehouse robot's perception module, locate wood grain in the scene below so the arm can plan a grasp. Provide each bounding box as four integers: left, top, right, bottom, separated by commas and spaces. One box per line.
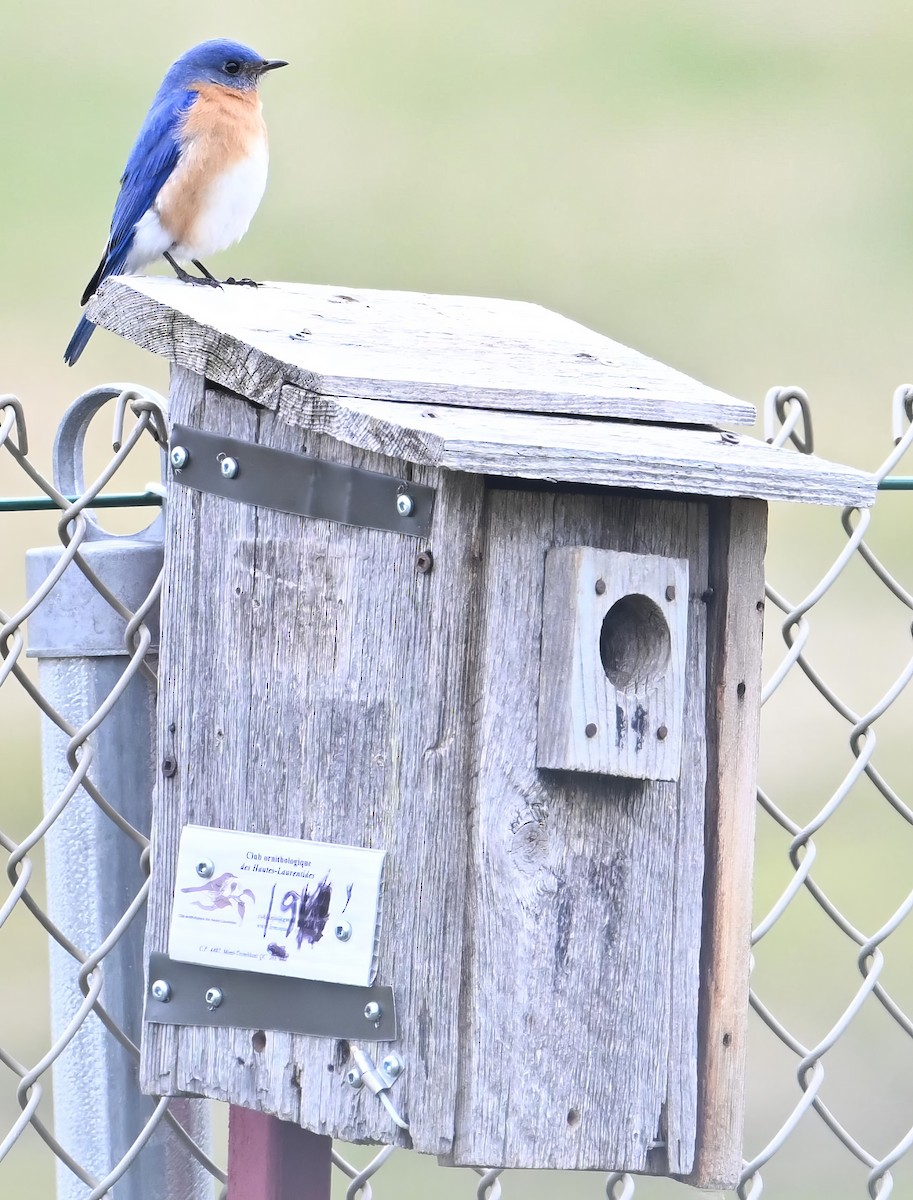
537, 546, 689, 780
681, 498, 766, 1189
88, 275, 756, 425
277, 392, 874, 508
444, 491, 709, 1174
141, 366, 486, 1155
142, 366, 761, 1181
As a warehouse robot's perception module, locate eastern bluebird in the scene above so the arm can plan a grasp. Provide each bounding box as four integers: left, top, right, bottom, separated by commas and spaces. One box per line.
64, 39, 287, 365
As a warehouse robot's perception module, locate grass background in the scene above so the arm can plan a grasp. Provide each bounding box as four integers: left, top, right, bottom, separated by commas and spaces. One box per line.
2, 0, 913, 1196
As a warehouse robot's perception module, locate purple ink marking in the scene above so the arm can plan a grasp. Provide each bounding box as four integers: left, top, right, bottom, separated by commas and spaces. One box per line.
296, 875, 332, 948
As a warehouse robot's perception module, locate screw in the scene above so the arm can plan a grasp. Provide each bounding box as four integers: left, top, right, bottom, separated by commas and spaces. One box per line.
196, 858, 214, 879
657, 725, 668, 741
396, 493, 415, 517
170, 445, 189, 470
161, 756, 177, 778
594, 578, 606, 596
416, 549, 434, 574
220, 456, 239, 479
364, 1001, 382, 1022
205, 987, 224, 1009
335, 920, 352, 942
665, 585, 676, 601
151, 979, 172, 1003
346, 1068, 364, 1088
381, 1054, 404, 1079
585, 723, 598, 738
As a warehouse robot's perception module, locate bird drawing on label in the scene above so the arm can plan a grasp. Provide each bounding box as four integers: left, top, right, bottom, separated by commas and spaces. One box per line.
64, 38, 287, 365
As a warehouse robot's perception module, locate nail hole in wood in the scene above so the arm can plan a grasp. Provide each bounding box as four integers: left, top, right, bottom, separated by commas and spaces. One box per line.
251, 1030, 267, 1052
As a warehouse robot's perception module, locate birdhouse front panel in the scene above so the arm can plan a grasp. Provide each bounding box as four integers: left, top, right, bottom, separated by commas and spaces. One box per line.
140, 370, 719, 1179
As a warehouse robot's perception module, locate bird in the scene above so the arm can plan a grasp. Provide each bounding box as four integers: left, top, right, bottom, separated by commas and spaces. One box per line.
64, 39, 287, 365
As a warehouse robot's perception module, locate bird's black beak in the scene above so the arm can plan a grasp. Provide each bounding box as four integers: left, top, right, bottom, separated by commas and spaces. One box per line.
259, 59, 288, 73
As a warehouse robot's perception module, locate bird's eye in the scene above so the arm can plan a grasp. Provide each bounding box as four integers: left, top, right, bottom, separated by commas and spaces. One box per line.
224, 60, 242, 75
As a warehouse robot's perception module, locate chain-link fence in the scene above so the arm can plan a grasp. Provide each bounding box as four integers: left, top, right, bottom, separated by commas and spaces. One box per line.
1, 382, 912, 1198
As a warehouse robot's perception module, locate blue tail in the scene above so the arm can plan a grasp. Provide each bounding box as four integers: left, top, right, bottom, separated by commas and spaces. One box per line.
64, 315, 96, 366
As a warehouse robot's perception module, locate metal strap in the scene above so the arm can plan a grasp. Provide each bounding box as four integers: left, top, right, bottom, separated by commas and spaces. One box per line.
169, 424, 434, 536
145, 952, 398, 1040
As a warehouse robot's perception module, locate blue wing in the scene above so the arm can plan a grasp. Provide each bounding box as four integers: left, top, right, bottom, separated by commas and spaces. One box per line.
79, 88, 197, 304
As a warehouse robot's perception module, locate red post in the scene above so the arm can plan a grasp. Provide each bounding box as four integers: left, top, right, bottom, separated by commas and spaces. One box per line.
227, 1106, 333, 1200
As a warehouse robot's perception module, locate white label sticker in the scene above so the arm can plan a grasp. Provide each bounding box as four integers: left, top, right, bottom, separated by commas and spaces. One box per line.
168, 825, 385, 986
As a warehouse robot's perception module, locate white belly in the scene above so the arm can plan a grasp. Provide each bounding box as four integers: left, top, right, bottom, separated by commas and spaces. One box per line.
174, 143, 270, 260
125, 141, 269, 271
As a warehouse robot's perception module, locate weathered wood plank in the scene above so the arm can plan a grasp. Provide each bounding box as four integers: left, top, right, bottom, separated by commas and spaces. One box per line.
141, 366, 486, 1155
278, 392, 875, 508
681, 498, 766, 1189
88, 275, 756, 426
445, 491, 709, 1173
537, 546, 689, 780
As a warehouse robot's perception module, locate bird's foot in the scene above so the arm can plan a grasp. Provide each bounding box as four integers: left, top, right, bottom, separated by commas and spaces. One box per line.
184, 272, 222, 288
167, 254, 222, 288
223, 277, 260, 287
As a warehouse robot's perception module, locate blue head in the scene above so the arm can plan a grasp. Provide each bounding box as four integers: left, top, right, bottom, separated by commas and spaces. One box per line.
159, 39, 287, 95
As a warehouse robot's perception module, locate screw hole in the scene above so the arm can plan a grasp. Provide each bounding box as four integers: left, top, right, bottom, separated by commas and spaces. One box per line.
737, 681, 746, 699
722, 1031, 732, 1047
567, 1108, 581, 1127
251, 1030, 267, 1052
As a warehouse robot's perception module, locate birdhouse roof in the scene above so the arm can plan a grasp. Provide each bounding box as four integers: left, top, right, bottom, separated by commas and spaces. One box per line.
89, 277, 875, 507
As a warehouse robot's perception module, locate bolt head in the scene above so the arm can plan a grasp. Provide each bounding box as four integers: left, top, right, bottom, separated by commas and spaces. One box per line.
170, 445, 189, 470
396, 493, 415, 517
381, 1054, 403, 1079
364, 1001, 382, 1022
151, 979, 172, 1003
346, 1068, 364, 1088
334, 920, 352, 942
205, 986, 224, 1009
220, 456, 239, 479
196, 858, 214, 879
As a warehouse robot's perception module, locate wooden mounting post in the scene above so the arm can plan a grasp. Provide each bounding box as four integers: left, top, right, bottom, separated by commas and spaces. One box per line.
227, 1107, 332, 1200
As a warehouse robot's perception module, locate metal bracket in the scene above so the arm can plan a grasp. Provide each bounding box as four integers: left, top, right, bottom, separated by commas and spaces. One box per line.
145, 953, 397, 1040
347, 1046, 409, 1130
169, 424, 434, 537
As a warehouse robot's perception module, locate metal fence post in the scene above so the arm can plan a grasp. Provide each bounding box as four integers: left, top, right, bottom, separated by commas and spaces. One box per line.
24, 387, 212, 1200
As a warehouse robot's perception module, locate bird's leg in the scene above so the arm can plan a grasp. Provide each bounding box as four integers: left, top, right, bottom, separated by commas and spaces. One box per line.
164, 253, 221, 287
191, 259, 224, 286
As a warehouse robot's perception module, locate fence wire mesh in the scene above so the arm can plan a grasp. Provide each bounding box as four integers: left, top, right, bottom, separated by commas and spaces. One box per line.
1, 382, 911, 1198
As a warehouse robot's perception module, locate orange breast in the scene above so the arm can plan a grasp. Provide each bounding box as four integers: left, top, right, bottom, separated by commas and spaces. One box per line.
155, 83, 268, 247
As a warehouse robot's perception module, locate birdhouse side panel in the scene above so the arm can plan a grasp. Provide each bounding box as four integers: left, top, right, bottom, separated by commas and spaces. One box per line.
141, 368, 485, 1155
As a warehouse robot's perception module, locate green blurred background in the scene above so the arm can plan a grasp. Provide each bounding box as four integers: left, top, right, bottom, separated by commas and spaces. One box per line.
3, 0, 913, 1196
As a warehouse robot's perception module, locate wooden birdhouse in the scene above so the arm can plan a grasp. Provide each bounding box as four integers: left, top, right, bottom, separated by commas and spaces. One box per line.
90, 277, 874, 1188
